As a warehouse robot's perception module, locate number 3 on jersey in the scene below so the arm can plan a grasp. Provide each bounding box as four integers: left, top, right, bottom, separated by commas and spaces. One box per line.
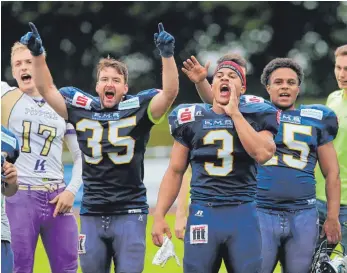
203, 130, 234, 176
76, 117, 136, 165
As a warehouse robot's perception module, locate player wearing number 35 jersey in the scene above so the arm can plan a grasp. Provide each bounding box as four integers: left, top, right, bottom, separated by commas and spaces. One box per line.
152, 58, 279, 273
256, 58, 341, 273
23, 22, 179, 273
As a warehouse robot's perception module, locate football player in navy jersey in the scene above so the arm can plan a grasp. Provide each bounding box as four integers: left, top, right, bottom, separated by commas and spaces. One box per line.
180, 56, 342, 273
20, 22, 179, 273
1, 126, 19, 273
152, 54, 279, 273
255, 58, 341, 273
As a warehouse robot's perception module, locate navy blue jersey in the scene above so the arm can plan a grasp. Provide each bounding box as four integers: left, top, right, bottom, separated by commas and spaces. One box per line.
1, 126, 20, 164
59, 87, 160, 215
256, 105, 338, 210
169, 95, 279, 205
1, 126, 20, 180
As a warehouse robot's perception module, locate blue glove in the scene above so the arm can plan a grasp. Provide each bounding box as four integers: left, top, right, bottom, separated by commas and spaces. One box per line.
154, 23, 175, 58
20, 22, 45, 56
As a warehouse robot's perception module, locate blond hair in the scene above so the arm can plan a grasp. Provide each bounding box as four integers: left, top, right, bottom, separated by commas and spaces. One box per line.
96, 57, 128, 84
11, 41, 46, 66
334, 45, 347, 58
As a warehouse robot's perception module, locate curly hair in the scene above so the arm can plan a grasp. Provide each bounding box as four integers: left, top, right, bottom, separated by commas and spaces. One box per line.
260, 58, 304, 87
217, 53, 247, 71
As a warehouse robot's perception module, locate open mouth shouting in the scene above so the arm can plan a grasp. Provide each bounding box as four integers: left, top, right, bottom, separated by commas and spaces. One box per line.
220, 84, 231, 98
21, 73, 32, 84
105, 90, 115, 100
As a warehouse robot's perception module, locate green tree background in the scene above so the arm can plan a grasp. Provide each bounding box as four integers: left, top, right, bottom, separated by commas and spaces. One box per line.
2, 1, 347, 104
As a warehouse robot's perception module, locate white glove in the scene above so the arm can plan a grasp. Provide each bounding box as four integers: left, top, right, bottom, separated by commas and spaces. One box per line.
152, 236, 180, 267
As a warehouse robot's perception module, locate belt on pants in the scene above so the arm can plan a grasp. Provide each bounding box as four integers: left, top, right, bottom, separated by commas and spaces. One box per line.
18, 182, 66, 192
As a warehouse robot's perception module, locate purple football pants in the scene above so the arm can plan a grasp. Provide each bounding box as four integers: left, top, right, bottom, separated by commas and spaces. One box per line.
6, 186, 78, 273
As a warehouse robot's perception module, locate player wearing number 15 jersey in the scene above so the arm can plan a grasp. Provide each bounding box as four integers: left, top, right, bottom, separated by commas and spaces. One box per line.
24, 22, 178, 273
1, 42, 82, 273
152, 59, 279, 273
256, 58, 341, 273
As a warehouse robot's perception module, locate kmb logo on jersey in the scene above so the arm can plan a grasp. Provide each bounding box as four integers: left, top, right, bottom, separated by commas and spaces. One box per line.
202, 119, 233, 129
177, 105, 196, 125
190, 224, 208, 244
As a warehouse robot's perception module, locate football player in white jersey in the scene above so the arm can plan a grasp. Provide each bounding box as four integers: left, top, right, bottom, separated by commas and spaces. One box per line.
1, 42, 82, 273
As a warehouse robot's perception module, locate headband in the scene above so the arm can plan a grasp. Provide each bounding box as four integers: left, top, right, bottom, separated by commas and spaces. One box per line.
214, 61, 246, 89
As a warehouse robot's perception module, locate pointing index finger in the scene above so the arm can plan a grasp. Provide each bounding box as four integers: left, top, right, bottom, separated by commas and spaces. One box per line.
158, 22, 164, 33
29, 22, 39, 36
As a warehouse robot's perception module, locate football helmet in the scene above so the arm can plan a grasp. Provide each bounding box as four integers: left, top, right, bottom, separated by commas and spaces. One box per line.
311, 240, 347, 273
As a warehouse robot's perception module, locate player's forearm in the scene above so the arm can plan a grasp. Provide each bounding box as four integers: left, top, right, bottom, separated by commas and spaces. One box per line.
64, 134, 83, 195
231, 112, 275, 164
2, 182, 18, 197
161, 56, 179, 103
154, 169, 183, 219
176, 172, 190, 217
195, 80, 213, 104
32, 55, 56, 97
325, 174, 341, 220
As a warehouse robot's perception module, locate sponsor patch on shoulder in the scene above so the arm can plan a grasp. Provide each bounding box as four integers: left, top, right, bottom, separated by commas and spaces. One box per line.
190, 224, 208, 244
118, 97, 140, 110
177, 105, 196, 125
300, 109, 323, 120
244, 95, 264, 104
78, 234, 86, 254
72, 92, 92, 110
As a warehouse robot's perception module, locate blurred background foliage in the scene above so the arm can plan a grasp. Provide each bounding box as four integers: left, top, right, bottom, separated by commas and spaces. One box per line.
2, 1, 347, 105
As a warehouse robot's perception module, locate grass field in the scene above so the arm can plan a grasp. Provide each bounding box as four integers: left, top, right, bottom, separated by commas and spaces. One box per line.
33, 214, 283, 273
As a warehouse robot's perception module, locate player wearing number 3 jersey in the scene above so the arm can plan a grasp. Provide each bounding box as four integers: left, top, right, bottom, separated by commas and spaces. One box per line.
21, 21, 179, 273
152, 56, 279, 273
1, 43, 82, 272
256, 58, 341, 273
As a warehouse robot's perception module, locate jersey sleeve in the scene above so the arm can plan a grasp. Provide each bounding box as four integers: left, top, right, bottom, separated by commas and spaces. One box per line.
1, 126, 20, 164
1, 81, 17, 97
59, 86, 102, 111
168, 105, 194, 148
240, 96, 280, 136
137, 89, 165, 125
318, 107, 338, 146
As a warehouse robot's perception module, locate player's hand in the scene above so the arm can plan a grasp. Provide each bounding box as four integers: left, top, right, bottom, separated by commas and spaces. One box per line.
154, 23, 175, 58
152, 216, 172, 247
2, 161, 17, 185
174, 213, 187, 240
217, 83, 241, 117
182, 56, 210, 84
49, 190, 75, 217
321, 217, 342, 244
20, 22, 45, 56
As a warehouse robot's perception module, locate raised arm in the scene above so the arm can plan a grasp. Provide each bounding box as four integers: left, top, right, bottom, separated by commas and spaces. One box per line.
20, 22, 68, 120
317, 142, 342, 244
220, 91, 276, 164
151, 141, 189, 247
182, 56, 213, 104
149, 23, 179, 121
174, 168, 191, 240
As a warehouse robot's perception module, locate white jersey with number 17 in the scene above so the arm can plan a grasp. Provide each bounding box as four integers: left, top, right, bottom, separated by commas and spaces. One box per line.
1, 83, 68, 185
